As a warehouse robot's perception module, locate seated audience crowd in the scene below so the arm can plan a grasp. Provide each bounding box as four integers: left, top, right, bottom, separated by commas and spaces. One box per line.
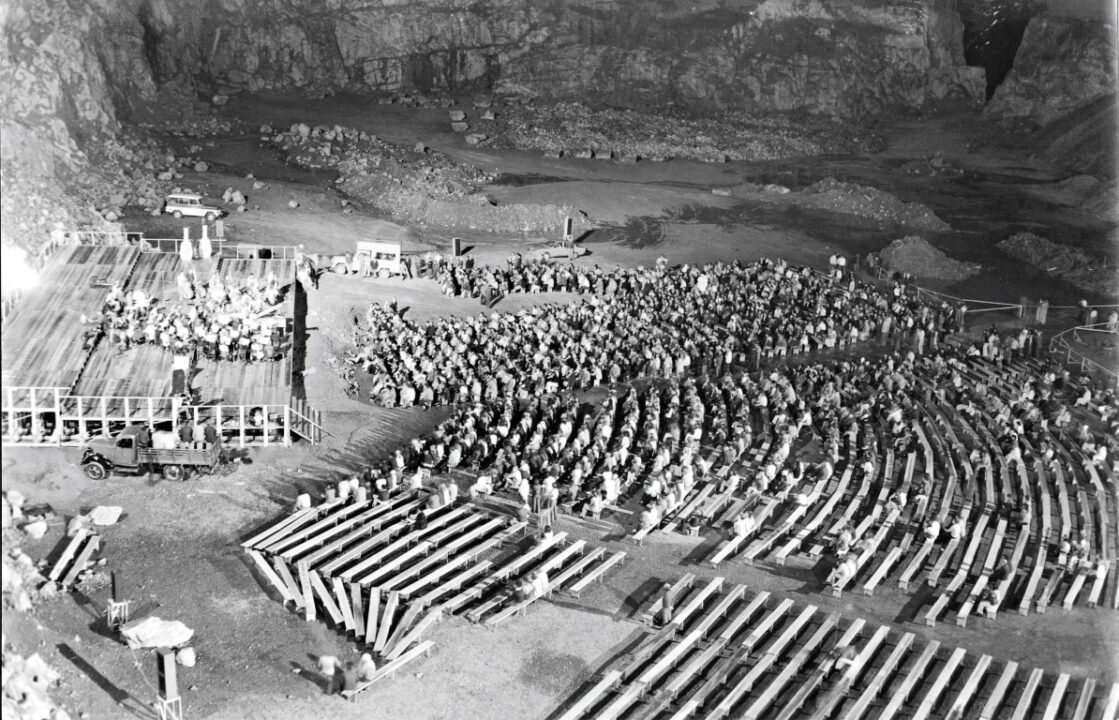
350, 258, 958, 408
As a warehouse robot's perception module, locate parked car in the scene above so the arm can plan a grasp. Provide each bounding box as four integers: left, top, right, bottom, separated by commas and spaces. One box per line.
163, 193, 222, 221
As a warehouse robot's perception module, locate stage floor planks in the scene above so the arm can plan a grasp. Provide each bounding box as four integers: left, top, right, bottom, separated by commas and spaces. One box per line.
192, 353, 292, 406
2, 245, 140, 389
4, 247, 298, 411
73, 343, 174, 399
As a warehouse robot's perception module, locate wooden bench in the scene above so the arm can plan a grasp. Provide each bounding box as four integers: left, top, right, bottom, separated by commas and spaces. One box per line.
1009, 666, 1046, 720
946, 654, 992, 720
806, 624, 889, 720
840, 631, 915, 720
554, 670, 623, 720
909, 647, 967, 720
1040, 672, 1071, 720
565, 550, 626, 598
979, 660, 1019, 720
743, 613, 844, 720
874, 640, 941, 720
340, 640, 434, 701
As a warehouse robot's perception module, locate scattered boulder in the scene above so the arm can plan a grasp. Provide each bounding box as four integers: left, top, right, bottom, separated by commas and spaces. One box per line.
448, 110, 466, 122
211, 94, 229, 106
287, 200, 299, 209
89, 506, 122, 526
464, 133, 488, 146
157, 170, 174, 181
481, 110, 496, 121
450, 122, 469, 133
193, 161, 208, 172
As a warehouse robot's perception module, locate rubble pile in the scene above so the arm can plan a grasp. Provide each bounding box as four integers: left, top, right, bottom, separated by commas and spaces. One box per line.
998, 232, 1118, 296
269, 122, 592, 233
0, 127, 188, 247
2, 643, 68, 720
800, 178, 952, 231
484, 101, 884, 163
2, 493, 53, 612
872, 236, 981, 281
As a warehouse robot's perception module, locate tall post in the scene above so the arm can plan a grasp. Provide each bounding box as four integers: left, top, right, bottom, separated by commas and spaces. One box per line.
263, 407, 270, 448
283, 405, 291, 447
30, 389, 40, 440
239, 405, 246, 448
53, 388, 62, 443
77, 396, 86, 439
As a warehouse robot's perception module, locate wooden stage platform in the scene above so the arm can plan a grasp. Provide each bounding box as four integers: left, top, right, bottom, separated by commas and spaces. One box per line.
1, 245, 140, 389
70, 253, 297, 405
2, 242, 315, 445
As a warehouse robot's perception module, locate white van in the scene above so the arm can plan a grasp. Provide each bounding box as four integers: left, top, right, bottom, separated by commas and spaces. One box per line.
163, 193, 222, 221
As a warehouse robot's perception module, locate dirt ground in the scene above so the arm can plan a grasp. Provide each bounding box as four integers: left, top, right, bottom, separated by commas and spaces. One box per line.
3, 93, 1117, 720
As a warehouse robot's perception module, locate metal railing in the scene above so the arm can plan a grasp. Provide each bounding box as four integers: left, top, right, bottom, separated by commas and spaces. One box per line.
1048, 322, 1118, 385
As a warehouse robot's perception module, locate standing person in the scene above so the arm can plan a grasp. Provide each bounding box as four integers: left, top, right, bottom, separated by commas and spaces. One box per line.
318, 653, 340, 695
179, 236, 194, 266
340, 661, 358, 696
356, 653, 377, 682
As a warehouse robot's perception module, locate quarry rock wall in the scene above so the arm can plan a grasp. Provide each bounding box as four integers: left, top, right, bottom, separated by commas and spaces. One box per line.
180, 0, 984, 117
986, 13, 1118, 125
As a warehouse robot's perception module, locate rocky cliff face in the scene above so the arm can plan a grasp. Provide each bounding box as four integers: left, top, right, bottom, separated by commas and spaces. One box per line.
1, 0, 985, 246
185, 0, 982, 117
985, 14, 1117, 125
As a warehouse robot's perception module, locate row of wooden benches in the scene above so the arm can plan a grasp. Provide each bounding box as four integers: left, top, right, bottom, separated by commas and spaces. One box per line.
558, 574, 1119, 720
241, 491, 625, 697
693, 368, 1117, 622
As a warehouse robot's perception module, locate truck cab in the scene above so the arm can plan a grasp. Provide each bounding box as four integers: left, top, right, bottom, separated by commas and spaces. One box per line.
82, 426, 144, 475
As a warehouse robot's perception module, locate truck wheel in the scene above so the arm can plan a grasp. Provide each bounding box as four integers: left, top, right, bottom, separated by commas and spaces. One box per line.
378, 268, 391, 279
332, 262, 349, 275
162, 465, 185, 482
541, 251, 551, 263
205, 211, 217, 222
83, 462, 107, 481
173, 210, 183, 219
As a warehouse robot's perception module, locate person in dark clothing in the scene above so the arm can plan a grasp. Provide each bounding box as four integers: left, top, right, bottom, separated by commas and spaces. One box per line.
178, 422, 194, 444
340, 662, 358, 696
136, 426, 152, 448
201, 419, 219, 445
